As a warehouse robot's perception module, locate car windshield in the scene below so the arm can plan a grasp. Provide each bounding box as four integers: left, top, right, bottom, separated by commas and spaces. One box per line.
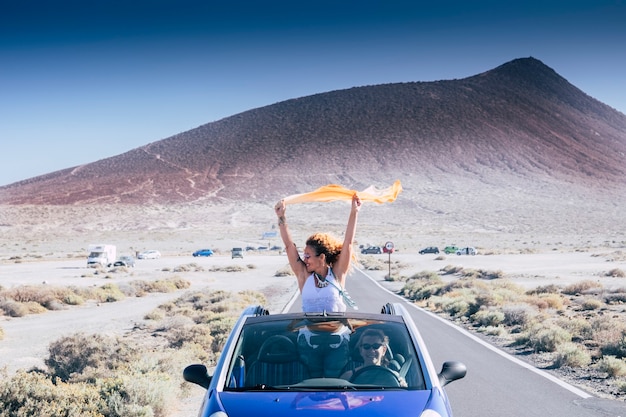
223, 315, 425, 391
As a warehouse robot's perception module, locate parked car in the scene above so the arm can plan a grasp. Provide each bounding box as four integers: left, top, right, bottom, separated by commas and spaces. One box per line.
361, 246, 382, 254
183, 303, 466, 417
113, 255, 135, 267
193, 249, 214, 257
419, 246, 440, 255
456, 247, 477, 256
231, 247, 243, 259
137, 250, 161, 259
443, 246, 459, 254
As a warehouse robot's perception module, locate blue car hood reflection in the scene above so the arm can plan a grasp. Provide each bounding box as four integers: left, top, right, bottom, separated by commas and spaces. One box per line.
219, 390, 431, 415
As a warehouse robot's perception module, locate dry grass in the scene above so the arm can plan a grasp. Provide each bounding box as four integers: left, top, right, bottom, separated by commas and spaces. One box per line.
401, 267, 626, 399
0, 289, 261, 416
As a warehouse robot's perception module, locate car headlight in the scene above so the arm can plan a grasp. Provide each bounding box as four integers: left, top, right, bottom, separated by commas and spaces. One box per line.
419, 410, 443, 417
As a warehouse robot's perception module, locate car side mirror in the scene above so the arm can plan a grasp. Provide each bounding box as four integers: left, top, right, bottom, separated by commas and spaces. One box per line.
183, 364, 212, 389
438, 361, 467, 386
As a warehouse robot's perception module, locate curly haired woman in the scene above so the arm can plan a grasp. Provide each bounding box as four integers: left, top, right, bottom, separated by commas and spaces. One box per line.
274, 193, 361, 312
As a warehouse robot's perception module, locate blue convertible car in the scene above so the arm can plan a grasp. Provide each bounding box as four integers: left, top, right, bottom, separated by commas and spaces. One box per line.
184, 303, 466, 417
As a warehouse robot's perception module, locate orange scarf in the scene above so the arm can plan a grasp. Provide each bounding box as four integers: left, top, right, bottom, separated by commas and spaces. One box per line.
283, 180, 402, 205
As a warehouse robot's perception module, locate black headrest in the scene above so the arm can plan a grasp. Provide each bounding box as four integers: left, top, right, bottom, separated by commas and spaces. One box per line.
257, 335, 298, 363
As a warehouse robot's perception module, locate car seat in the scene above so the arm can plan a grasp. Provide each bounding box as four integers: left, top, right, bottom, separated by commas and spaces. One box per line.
246, 335, 309, 387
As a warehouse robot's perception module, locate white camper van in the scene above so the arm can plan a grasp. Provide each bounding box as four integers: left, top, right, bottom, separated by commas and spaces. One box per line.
87, 244, 116, 267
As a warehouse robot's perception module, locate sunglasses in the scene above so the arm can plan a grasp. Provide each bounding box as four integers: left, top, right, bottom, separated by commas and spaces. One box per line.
360, 343, 383, 350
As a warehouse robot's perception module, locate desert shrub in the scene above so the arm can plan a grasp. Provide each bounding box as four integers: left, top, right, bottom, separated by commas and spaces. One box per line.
91, 283, 126, 303
99, 370, 177, 417
553, 343, 591, 368
599, 330, 626, 358
480, 326, 507, 336
210, 265, 247, 273
526, 284, 560, 295
471, 309, 505, 327
401, 272, 444, 300
0, 300, 29, 317
130, 278, 189, 295
429, 296, 470, 317
502, 304, 537, 327
0, 327, 4, 340
562, 280, 603, 295
2, 285, 56, 306
22, 301, 48, 314
62, 292, 85, 305
461, 269, 481, 279
409, 270, 441, 281
527, 323, 571, 352
616, 380, 626, 393
557, 317, 594, 341
477, 269, 505, 280
596, 356, 626, 377
606, 268, 626, 277
526, 293, 565, 311
46, 333, 139, 382
274, 265, 294, 277
144, 309, 165, 320
164, 318, 214, 349
0, 370, 105, 417
172, 263, 204, 272
604, 293, 626, 304
440, 264, 463, 275
359, 257, 386, 271
489, 281, 526, 304
580, 297, 603, 310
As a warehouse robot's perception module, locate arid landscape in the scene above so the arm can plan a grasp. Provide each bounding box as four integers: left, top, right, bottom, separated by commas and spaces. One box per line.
1, 57, 625, 413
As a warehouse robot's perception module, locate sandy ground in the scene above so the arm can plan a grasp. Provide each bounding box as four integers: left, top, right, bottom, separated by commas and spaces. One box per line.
2, 250, 625, 374
3, 249, 625, 415
1, 203, 625, 413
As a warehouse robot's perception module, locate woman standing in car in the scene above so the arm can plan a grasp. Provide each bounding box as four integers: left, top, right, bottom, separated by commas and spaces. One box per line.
274, 193, 361, 312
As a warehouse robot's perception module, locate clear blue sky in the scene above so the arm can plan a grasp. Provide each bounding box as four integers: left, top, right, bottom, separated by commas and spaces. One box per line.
1, 0, 624, 186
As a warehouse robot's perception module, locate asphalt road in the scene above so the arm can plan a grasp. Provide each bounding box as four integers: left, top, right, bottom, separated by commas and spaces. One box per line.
287, 268, 626, 417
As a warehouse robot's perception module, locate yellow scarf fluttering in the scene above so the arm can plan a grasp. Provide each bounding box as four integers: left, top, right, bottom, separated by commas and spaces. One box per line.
283, 180, 402, 205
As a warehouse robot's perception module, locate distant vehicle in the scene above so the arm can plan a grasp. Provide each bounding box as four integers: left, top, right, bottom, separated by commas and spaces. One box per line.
361, 246, 382, 254
138, 250, 161, 259
113, 255, 135, 268
444, 246, 459, 254
193, 249, 214, 257
456, 247, 477, 256
231, 247, 243, 259
419, 246, 440, 255
87, 244, 116, 267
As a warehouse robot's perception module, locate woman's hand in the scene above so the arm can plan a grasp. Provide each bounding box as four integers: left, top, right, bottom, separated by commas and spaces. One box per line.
352, 194, 362, 213
275, 200, 286, 217
275, 200, 287, 226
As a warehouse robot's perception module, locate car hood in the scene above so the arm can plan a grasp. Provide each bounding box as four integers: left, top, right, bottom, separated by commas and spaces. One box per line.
219, 390, 431, 416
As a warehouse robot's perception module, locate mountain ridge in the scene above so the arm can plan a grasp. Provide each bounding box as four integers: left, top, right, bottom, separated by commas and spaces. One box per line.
2, 57, 625, 206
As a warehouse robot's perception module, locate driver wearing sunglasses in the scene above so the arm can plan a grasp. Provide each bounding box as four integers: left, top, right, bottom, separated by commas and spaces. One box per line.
341, 328, 408, 386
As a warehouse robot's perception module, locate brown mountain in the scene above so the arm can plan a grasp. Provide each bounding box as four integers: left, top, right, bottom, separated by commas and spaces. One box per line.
1, 57, 625, 207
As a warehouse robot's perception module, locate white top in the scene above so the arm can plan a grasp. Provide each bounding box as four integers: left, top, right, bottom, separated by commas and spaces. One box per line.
301, 268, 347, 312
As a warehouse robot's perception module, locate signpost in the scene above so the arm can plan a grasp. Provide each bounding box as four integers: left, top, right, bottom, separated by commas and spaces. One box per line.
384, 241, 394, 279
